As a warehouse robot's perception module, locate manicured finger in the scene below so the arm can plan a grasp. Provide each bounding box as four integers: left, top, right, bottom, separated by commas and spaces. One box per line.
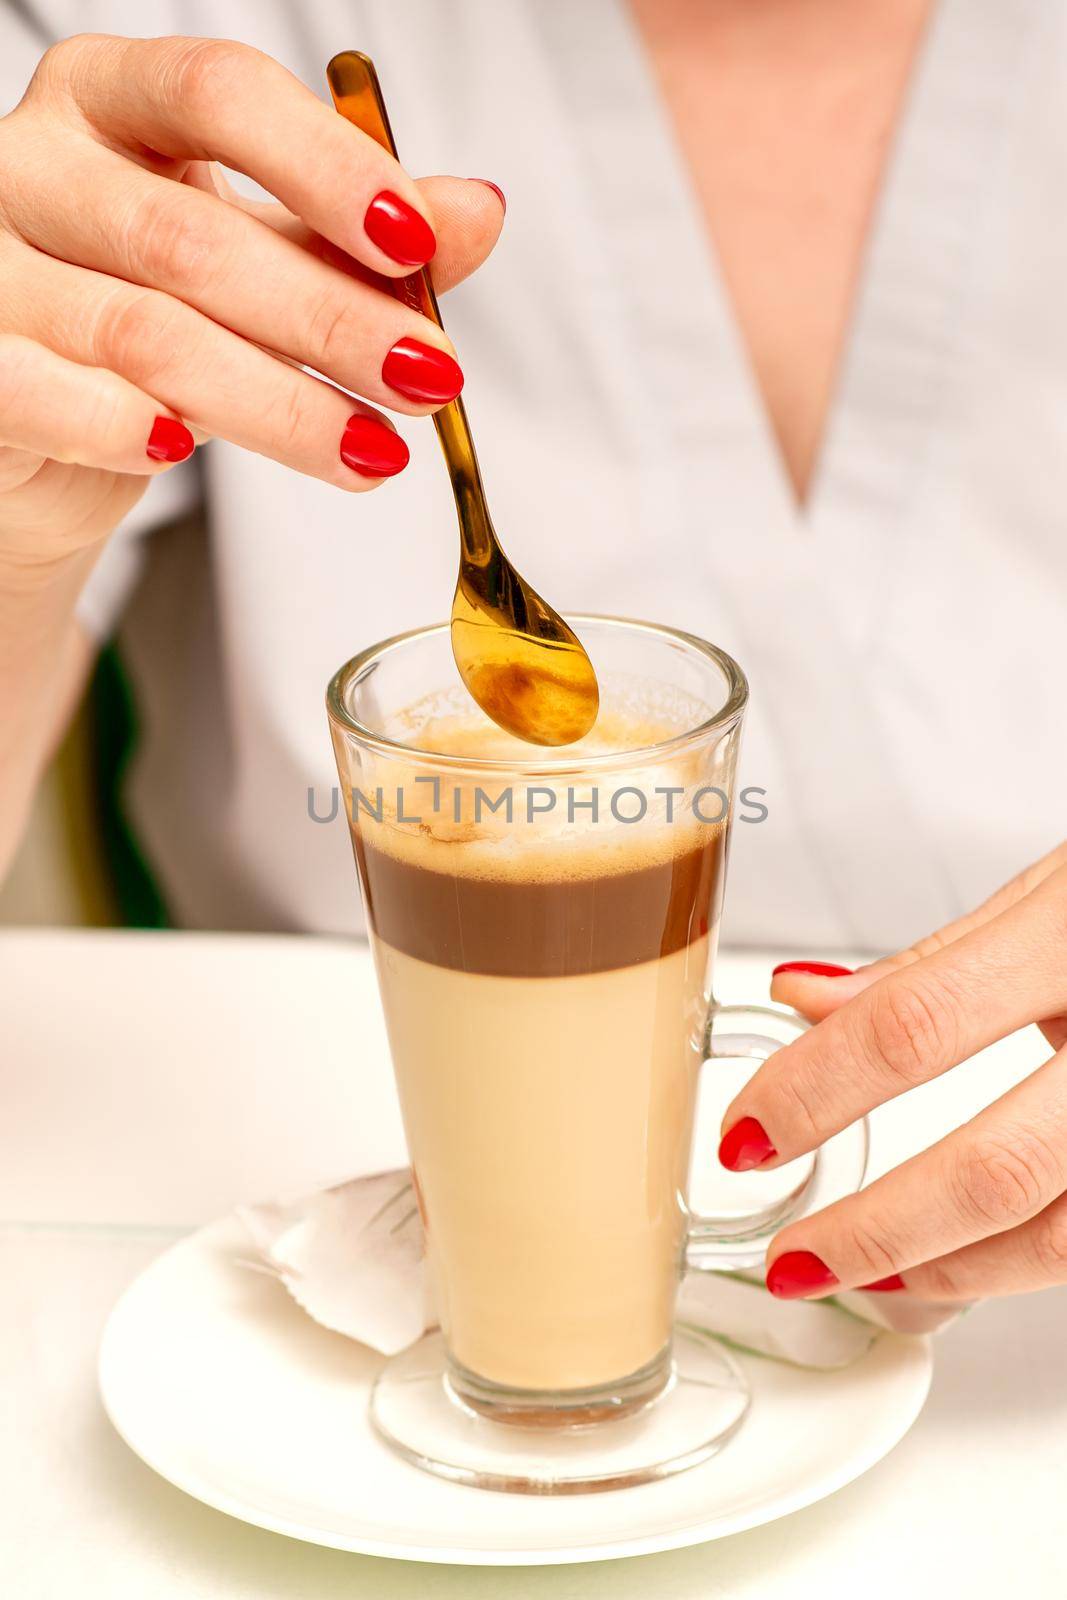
764, 1049, 1067, 1297
34, 34, 436, 274
720, 869, 1067, 1168
900, 1187, 1067, 1302
6, 244, 407, 491
0, 332, 192, 474
767, 961, 858, 1023
9, 140, 462, 415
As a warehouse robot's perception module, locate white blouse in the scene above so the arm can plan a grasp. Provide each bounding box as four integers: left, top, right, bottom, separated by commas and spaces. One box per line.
5, 0, 1066, 951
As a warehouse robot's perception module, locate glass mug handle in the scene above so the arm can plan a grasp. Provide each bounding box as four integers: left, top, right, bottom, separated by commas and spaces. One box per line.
683, 1003, 869, 1274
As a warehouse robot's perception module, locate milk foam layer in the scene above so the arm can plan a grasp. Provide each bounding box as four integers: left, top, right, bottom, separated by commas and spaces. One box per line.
406, 707, 690, 761
352, 706, 732, 884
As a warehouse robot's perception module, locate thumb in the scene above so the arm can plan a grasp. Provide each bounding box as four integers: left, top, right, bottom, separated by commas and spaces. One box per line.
416, 175, 506, 294
193, 168, 505, 297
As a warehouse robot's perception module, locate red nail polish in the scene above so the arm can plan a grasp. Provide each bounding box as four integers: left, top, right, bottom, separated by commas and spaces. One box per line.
472, 178, 506, 214
339, 415, 409, 478
719, 1116, 777, 1172
382, 338, 464, 403
861, 1274, 906, 1292
772, 961, 853, 979
364, 191, 436, 266
146, 415, 194, 463
766, 1251, 839, 1299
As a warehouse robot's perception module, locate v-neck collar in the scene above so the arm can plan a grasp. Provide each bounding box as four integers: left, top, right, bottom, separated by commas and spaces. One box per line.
536, 0, 1039, 946
544, 0, 1035, 548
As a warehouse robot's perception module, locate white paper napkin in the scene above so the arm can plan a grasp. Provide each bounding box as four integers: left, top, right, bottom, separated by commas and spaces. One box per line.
239, 1169, 961, 1372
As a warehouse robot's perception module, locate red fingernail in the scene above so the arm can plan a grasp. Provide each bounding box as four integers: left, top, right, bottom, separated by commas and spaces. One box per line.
861, 1274, 906, 1292
146, 415, 194, 463
772, 961, 853, 979
719, 1116, 777, 1172
766, 1251, 839, 1299
472, 178, 506, 214
382, 338, 464, 403
364, 191, 436, 266
339, 415, 409, 478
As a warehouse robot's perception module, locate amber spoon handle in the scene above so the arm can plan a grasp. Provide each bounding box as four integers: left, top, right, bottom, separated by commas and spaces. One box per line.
327, 51, 493, 561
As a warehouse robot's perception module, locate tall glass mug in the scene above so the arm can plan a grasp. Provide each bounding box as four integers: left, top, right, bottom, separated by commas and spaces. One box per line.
327, 618, 866, 1492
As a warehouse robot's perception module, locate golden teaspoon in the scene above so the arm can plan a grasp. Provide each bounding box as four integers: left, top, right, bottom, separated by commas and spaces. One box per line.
327, 51, 600, 746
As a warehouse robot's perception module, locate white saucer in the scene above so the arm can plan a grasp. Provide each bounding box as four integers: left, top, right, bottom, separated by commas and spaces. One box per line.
99, 1213, 932, 1566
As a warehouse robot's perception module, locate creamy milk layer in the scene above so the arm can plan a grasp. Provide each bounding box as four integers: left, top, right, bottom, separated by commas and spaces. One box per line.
373, 936, 711, 1390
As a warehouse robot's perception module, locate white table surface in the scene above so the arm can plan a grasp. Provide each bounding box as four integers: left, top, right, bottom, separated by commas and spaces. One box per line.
2, 928, 1066, 1597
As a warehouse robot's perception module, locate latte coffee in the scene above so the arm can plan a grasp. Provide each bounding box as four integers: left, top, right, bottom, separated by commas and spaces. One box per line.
348, 714, 726, 1395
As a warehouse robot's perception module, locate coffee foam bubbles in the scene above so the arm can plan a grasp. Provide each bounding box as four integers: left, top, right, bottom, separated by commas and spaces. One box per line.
348, 704, 733, 884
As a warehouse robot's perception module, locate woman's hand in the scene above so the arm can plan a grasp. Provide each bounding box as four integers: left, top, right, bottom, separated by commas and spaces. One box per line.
718, 842, 1067, 1302
0, 33, 503, 560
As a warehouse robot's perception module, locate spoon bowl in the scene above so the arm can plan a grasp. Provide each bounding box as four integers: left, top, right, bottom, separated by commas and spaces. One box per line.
451, 565, 602, 747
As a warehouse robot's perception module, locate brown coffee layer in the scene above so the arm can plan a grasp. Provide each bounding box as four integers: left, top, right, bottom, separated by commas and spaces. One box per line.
351, 830, 725, 976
